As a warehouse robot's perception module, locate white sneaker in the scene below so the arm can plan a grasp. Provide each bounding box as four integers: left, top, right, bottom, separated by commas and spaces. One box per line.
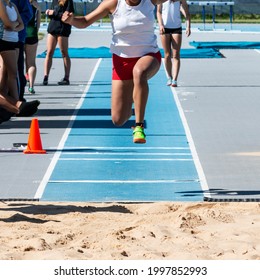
166, 77, 172, 86
171, 80, 177, 87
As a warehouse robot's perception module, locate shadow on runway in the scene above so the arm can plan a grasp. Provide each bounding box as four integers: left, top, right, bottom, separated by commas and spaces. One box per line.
0, 119, 133, 129
177, 188, 260, 201
0, 203, 133, 224
37, 108, 112, 117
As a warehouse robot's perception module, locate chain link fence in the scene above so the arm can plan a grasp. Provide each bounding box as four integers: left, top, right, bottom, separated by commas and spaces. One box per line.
39, 0, 260, 17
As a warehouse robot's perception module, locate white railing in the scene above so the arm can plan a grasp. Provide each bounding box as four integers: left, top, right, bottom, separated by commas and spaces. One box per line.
187, 1, 235, 30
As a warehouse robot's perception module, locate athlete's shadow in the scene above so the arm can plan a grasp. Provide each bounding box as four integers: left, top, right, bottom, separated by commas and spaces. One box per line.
0, 203, 133, 224
177, 189, 260, 201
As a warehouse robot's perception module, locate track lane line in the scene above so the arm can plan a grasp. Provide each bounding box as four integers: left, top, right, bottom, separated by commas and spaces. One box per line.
34, 59, 102, 199
163, 60, 210, 197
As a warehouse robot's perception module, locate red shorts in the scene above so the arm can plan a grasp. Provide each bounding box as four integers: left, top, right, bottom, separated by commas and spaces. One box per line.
112, 51, 161, 80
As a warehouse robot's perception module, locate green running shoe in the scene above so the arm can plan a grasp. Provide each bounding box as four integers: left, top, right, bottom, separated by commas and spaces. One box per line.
133, 126, 146, 144
28, 87, 35, 94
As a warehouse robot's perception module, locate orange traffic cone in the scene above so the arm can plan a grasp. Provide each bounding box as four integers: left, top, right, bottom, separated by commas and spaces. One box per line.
23, 118, 46, 154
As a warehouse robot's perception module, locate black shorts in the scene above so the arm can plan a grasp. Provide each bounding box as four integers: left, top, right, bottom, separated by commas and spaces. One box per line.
0, 39, 18, 52
164, 27, 182, 35
25, 36, 38, 45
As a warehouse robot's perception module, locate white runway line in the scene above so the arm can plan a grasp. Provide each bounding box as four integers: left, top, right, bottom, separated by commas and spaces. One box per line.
59, 152, 191, 155
171, 87, 210, 194
59, 158, 193, 161
50, 146, 190, 150
34, 59, 102, 199
161, 60, 210, 196
48, 179, 200, 184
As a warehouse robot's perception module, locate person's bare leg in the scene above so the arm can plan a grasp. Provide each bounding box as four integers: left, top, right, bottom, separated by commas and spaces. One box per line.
58, 36, 70, 80
25, 42, 38, 90
0, 56, 4, 91
0, 50, 19, 100
44, 34, 57, 79
160, 33, 172, 81
111, 79, 133, 126
0, 94, 19, 114
132, 55, 160, 124
171, 33, 182, 82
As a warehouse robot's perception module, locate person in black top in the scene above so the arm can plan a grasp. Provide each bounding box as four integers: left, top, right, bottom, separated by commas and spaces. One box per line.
43, 0, 74, 85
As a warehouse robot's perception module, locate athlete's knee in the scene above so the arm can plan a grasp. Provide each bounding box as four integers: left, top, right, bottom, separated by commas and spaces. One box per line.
172, 50, 180, 59
133, 67, 147, 82
112, 111, 131, 127
164, 52, 171, 60
60, 50, 69, 58
46, 50, 54, 58
112, 116, 126, 127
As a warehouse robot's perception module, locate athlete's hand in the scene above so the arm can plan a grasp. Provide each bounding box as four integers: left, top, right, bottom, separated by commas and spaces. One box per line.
62, 11, 74, 24
186, 27, 191, 37
159, 25, 165, 35
46, 9, 54, 16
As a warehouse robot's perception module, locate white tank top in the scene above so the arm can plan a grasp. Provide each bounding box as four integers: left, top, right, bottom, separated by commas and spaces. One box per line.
110, 0, 159, 58
161, 0, 182, 29
3, 4, 19, 42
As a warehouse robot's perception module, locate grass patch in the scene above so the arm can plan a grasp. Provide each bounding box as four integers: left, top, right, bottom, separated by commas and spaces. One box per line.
38, 32, 45, 40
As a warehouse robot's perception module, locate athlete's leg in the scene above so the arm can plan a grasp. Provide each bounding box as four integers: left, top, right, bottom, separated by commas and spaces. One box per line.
44, 34, 57, 78
25, 42, 38, 90
0, 50, 19, 100
58, 36, 71, 80
160, 33, 172, 80
132, 54, 161, 124
111, 79, 134, 126
171, 33, 182, 82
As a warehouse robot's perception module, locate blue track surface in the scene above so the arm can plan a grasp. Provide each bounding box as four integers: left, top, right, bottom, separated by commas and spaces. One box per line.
37, 47, 223, 59
41, 59, 204, 202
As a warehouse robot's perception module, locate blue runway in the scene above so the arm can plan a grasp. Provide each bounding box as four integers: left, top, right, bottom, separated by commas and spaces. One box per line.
39, 59, 206, 202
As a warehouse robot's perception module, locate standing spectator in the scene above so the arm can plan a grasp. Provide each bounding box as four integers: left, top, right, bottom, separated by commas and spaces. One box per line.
43, 0, 74, 86
11, 0, 33, 101
157, 0, 191, 87
25, 0, 41, 94
0, 0, 24, 101
62, 0, 168, 144
0, 1, 40, 122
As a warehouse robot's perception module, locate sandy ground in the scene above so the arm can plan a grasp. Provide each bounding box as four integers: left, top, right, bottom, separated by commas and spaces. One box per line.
0, 201, 260, 260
